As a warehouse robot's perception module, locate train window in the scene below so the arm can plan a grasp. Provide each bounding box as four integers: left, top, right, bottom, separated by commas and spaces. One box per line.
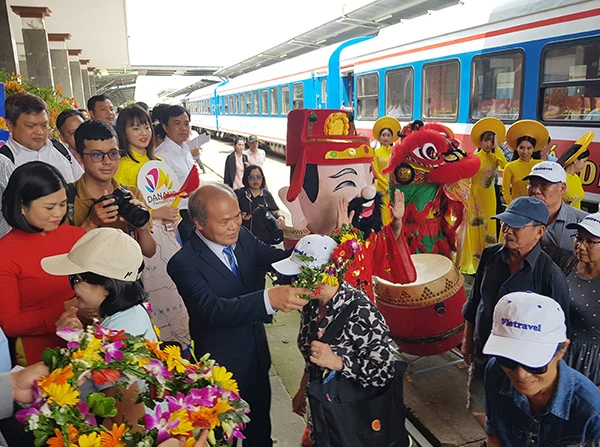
321, 79, 327, 105
385, 67, 413, 119
293, 83, 304, 109
281, 85, 291, 114
236, 94, 240, 115
356, 72, 379, 120
270, 87, 278, 115
422, 60, 459, 121
246, 93, 252, 115
471, 51, 523, 122
253, 91, 259, 115
540, 39, 600, 122
261, 90, 268, 116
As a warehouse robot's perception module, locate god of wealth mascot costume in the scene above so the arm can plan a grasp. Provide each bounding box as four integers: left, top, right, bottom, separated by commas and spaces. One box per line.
383, 121, 480, 262
279, 109, 416, 299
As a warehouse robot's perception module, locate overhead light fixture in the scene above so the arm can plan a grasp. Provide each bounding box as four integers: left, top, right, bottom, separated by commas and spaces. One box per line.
315, 38, 327, 45
374, 13, 392, 23
279, 53, 288, 58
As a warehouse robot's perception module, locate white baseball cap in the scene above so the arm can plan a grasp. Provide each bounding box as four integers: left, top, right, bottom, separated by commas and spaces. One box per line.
41, 227, 143, 282
523, 161, 566, 183
483, 291, 567, 368
566, 212, 600, 238
272, 234, 337, 276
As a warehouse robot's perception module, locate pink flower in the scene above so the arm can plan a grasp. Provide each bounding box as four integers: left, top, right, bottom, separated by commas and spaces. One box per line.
143, 405, 179, 443
103, 341, 125, 363
143, 359, 173, 384
56, 327, 83, 349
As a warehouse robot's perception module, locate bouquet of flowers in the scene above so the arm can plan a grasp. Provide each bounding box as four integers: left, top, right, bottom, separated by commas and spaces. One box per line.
17, 324, 250, 447
292, 224, 365, 298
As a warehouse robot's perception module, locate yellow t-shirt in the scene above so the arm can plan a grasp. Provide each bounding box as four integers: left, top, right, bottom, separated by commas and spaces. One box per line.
115, 151, 157, 187
501, 158, 541, 205
563, 172, 585, 209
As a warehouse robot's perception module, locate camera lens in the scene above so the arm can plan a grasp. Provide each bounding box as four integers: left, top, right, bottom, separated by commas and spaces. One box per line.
113, 188, 151, 228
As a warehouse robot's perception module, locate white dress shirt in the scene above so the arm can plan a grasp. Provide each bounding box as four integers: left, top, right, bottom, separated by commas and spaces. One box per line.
155, 136, 196, 209
196, 229, 275, 315
5, 136, 83, 183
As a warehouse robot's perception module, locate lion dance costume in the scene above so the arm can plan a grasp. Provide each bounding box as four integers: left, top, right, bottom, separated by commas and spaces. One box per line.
383, 121, 480, 261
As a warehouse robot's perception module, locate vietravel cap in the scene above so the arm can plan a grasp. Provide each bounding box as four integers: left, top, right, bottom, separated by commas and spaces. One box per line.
483, 291, 567, 367
41, 227, 143, 282
492, 196, 549, 227
248, 135, 259, 143
566, 212, 600, 238
522, 161, 566, 183
272, 234, 337, 276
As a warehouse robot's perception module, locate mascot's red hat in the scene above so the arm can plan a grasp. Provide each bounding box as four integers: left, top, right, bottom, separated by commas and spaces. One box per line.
286, 109, 373, 202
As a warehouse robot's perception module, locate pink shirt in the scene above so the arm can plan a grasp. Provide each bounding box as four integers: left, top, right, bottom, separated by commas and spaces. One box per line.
233, 153, 245, 189
244, 149, 266, 167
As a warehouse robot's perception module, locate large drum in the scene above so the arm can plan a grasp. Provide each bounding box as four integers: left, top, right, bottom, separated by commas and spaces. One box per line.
374, 253, 466, 356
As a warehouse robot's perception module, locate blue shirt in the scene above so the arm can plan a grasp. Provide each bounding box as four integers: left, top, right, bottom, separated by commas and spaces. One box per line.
485, 358, 600, 446
0, 328, 10, 373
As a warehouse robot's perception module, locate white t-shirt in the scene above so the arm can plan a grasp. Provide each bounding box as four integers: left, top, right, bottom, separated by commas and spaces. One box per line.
243, 149, 266, 167
5, 136, 83, 183
155, 136, 195, 209
102, 304, 157, 341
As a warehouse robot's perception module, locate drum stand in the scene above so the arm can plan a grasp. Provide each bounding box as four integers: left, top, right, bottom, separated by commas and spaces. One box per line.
392, 345, 465, 382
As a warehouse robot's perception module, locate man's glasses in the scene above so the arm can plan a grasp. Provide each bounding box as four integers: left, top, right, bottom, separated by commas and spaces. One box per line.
248, 175, 263, 180
500, 222, 539, 233
83, 150, 122, 163
571, 234, 600, 248
495, 356, 549, 375
527, 182, 554, 192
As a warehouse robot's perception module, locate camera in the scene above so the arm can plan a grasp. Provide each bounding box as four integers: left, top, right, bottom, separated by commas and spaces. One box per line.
96, 187, 150, 228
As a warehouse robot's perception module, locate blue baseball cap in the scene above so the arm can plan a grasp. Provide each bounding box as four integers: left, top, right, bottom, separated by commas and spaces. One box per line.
492, 196, 549, 227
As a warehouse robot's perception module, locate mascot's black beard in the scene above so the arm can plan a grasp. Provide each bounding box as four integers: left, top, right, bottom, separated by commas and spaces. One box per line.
347, 191, 384, 238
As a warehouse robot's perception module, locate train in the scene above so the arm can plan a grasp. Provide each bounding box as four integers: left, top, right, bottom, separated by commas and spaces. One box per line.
179, 0, 600, 205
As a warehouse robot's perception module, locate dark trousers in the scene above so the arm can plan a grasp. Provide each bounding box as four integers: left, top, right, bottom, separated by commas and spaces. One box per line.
178, 209, 195, 245
239, 369, 273, 447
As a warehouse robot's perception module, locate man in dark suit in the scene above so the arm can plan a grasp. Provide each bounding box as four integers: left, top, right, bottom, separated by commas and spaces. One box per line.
167, 184, 308, 447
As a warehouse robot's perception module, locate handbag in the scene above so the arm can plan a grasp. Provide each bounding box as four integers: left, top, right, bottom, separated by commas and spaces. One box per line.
307, 300, 410, 447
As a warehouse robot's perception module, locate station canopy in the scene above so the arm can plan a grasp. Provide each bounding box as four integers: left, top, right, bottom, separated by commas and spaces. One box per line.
213, 0, 460, 79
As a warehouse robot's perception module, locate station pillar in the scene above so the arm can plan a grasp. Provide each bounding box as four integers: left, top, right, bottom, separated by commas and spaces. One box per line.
10, 6, 54, 88
0, 1, 19, 74
68, 49, 85, 108
48, 33, 72, 96
80, 59, 91, 102
88, 66, 97, 95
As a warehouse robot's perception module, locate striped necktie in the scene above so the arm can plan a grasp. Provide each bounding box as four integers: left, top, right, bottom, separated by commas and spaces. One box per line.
223, 245, 240, 277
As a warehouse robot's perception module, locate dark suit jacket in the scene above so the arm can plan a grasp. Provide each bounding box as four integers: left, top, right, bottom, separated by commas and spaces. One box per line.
167, 226, 290, 385
224, 152, 248, 188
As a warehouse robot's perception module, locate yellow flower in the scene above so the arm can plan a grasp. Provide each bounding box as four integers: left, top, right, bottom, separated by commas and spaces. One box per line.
340, 233, 357, 244
164, 345, 189, 373
0, 117, 8, 131
77, 432, 102, 447
168, 409, 194, 436
136, 357, 151, 368
212, 366, 239, 393
72, 337, 102, 363
42, 383, 80, 406
321, 274, 339, 286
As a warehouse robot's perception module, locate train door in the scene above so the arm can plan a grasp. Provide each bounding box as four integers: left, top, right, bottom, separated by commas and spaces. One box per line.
342, 71, 354, 110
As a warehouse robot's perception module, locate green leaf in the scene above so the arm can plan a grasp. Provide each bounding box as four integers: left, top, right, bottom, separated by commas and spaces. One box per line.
87, 392, 118, 418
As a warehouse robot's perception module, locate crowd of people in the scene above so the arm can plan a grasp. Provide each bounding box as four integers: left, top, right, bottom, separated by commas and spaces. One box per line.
0, 89, 599, 447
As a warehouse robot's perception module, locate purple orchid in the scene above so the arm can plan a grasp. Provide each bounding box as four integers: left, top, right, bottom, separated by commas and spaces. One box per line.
143, 359, 173, 384
56, 327, 83, 349
76, 401, 97, 426
103, 341, 125, 363
15, 407, 39, 425
143, 405, 179, 443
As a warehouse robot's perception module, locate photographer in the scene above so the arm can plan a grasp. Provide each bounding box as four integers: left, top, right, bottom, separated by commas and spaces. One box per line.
71, 120, 156, 258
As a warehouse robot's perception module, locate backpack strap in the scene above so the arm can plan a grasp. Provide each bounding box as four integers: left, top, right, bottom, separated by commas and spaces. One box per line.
51, 140, 73, 163
320, 299, 363, 345
0, 145, 15, 163
65, 183, 77, 225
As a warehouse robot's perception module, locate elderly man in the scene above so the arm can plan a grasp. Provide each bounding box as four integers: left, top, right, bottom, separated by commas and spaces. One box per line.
525, 161, 587, 270
167, 184, 308, 447
483, 291, 600, 446
461, 196, 570, 428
